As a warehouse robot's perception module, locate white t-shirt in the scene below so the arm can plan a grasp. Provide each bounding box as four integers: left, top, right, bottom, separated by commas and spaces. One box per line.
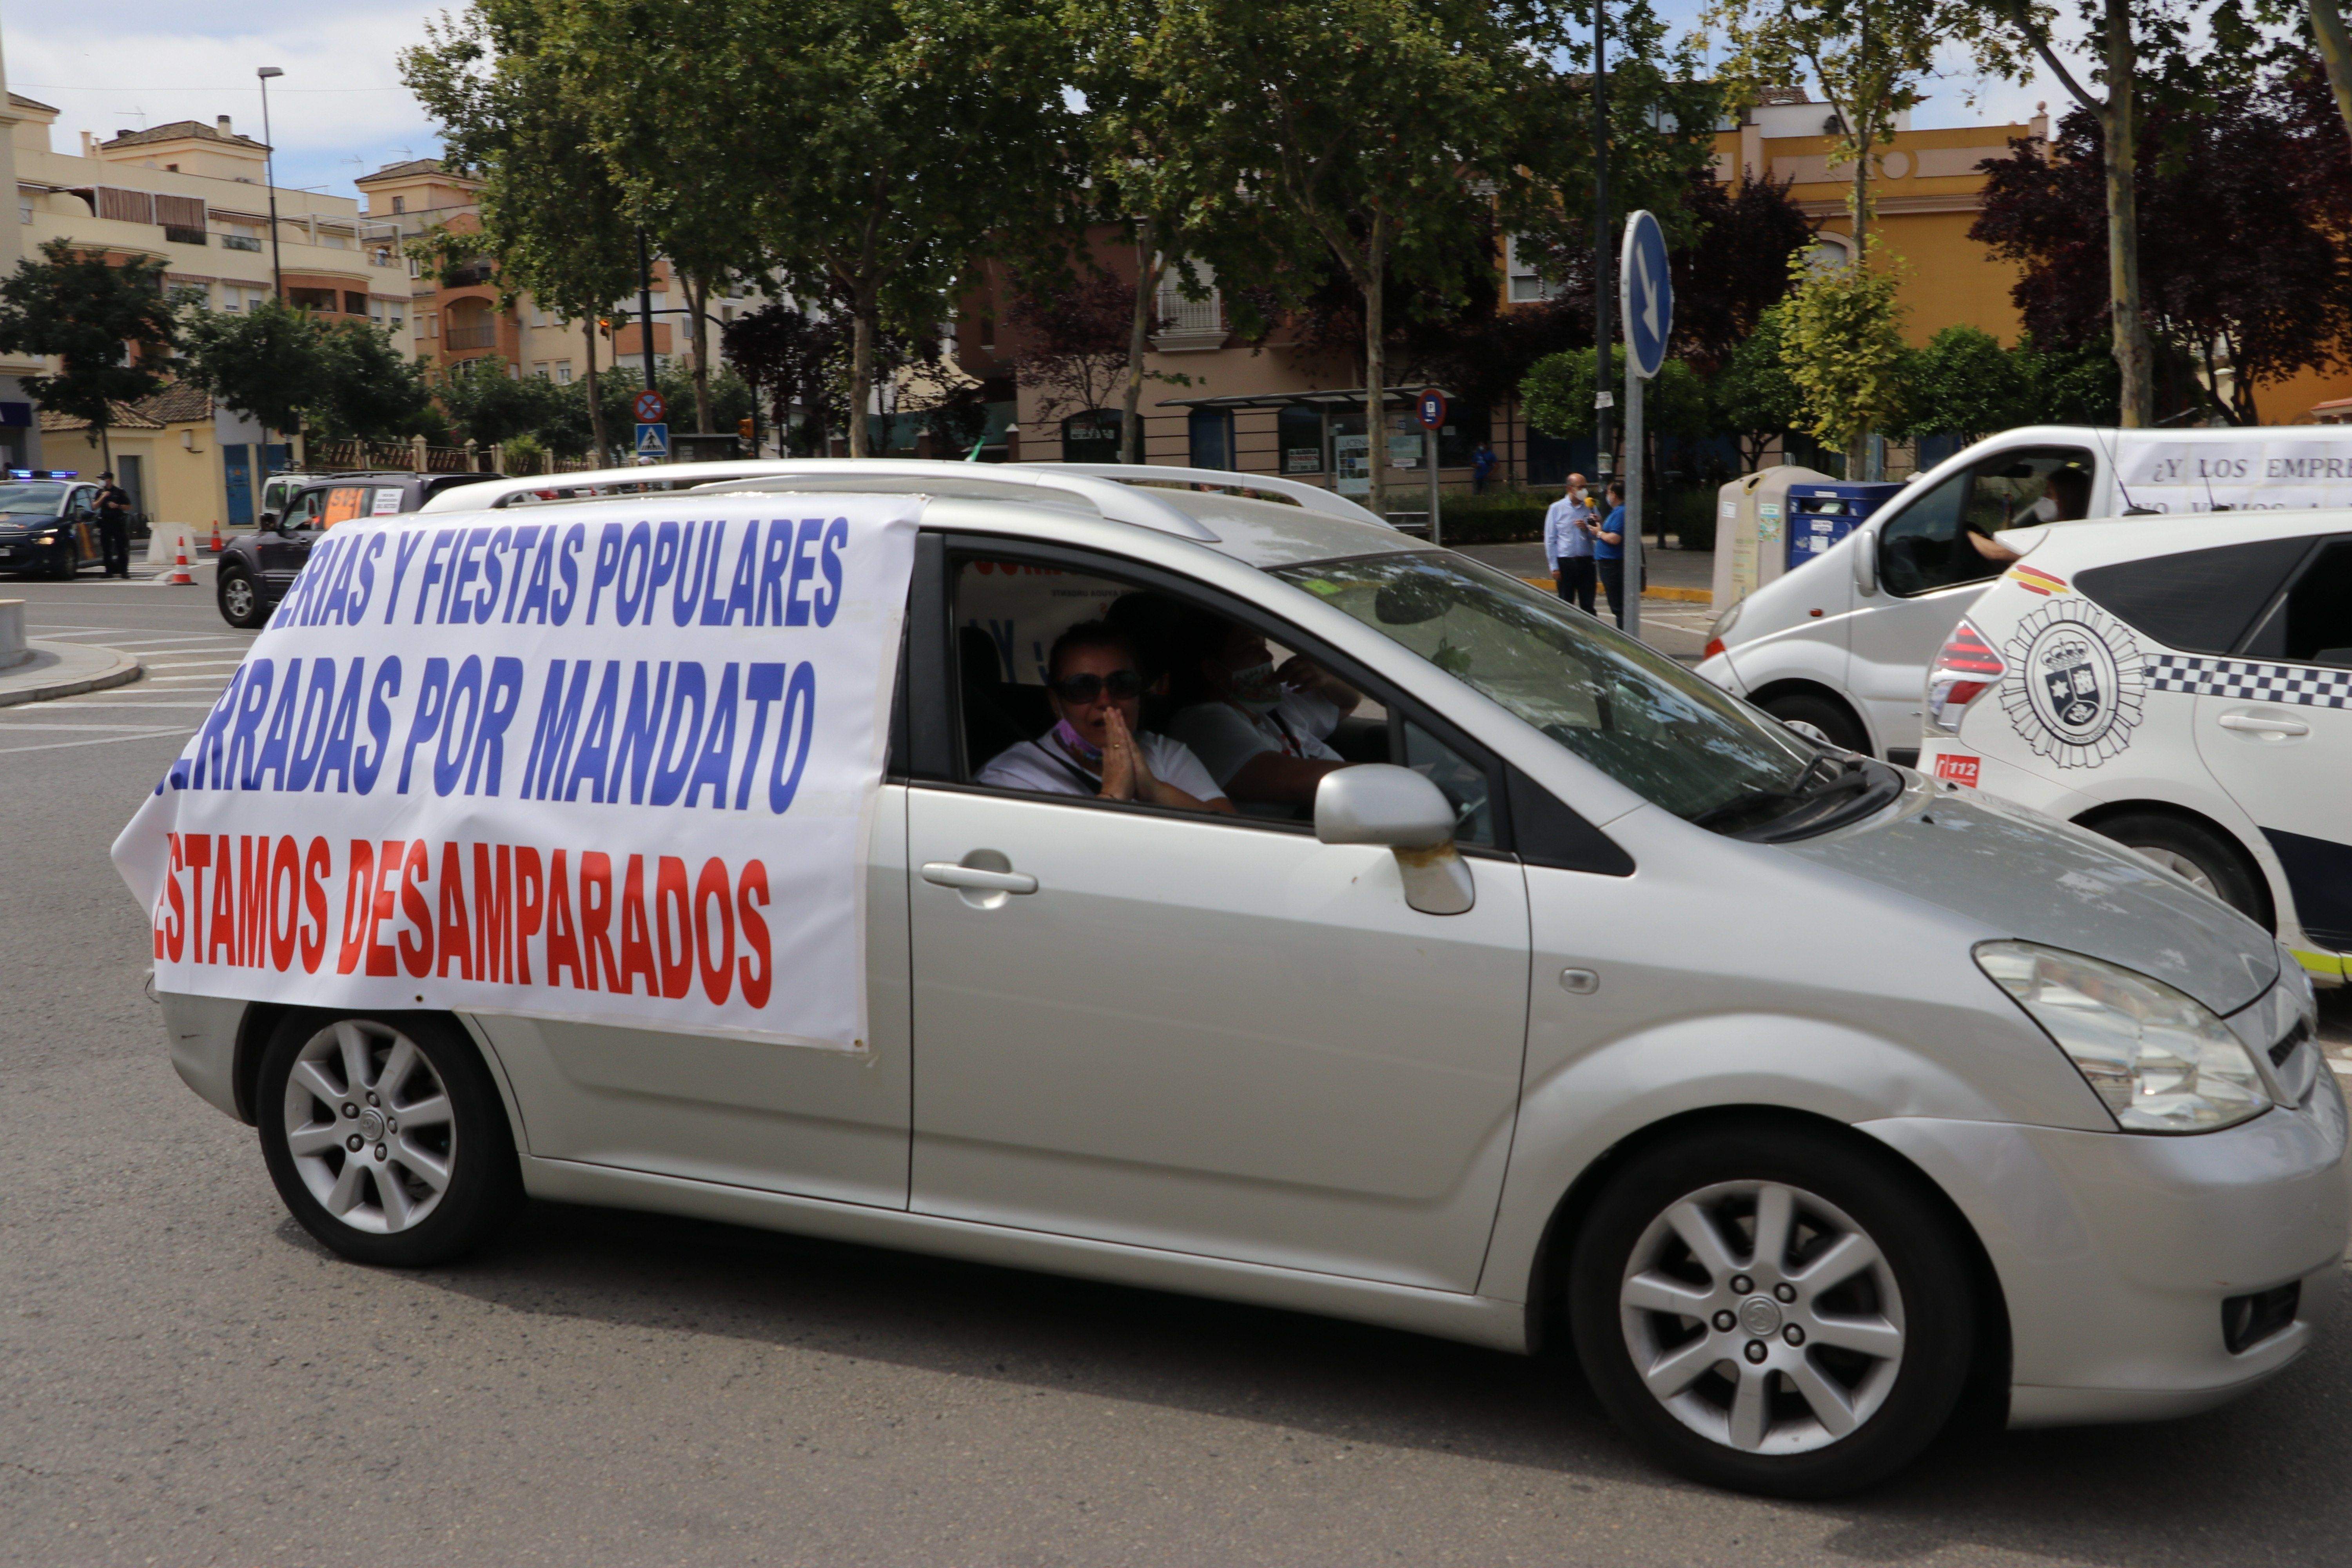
976, 731, 1226, 804
1165, 691, 1344, 789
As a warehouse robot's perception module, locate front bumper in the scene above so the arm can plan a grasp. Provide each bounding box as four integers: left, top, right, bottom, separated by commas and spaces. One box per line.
1866, 1059, 2348, 1428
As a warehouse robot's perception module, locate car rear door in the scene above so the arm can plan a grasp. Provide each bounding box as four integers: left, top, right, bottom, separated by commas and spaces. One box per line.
2189, 535, 2352, 956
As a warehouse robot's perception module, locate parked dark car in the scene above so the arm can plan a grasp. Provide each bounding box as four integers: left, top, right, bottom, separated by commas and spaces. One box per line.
216, 471, 505, 628
0, 476, 105, 579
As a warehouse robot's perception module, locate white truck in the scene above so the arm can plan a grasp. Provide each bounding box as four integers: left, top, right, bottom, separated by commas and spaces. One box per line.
1697, 425, 2352, 763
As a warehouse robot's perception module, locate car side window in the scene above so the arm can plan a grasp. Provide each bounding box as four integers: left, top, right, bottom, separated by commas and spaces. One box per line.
1879, 447, 2095, 597
1401, 719, 1495, 848
2244, 538, 2352, 668
2078, 537, 2314, 655
283, 492, 324, 531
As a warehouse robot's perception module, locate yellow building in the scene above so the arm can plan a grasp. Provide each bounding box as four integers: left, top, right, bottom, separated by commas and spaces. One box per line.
37, 383, 230, 533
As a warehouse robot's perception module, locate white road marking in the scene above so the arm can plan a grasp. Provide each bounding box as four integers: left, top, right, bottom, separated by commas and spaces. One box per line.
0, 721, 198, 732
0, 729, 188, 754
33, 700, 222, 710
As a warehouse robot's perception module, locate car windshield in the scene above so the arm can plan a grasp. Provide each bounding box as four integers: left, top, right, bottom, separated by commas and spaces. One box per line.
0, 482, 67, 513
1275, 552, 1824, 823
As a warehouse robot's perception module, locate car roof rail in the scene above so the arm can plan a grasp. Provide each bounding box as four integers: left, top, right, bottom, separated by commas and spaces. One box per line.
414, 457, 1220, 541
1046, 463, 1392, 528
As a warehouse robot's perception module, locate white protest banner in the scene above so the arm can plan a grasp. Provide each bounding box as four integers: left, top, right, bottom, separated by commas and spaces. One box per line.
2112, 436, 2352, 513
112, 494, 920, 1052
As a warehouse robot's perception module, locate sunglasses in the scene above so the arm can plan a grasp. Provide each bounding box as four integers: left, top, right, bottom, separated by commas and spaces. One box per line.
1049, 669, 1145, 703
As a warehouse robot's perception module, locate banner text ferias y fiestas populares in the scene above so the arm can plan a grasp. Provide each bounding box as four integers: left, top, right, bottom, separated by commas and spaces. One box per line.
111, 495, 921, 1051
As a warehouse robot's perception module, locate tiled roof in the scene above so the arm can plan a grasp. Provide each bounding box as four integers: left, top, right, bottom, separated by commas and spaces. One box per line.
102, 120, 268, 153
8, 91, 60, 115
358, 158, 450, 183
40, 402, 166, 433
34, 381, 213, 432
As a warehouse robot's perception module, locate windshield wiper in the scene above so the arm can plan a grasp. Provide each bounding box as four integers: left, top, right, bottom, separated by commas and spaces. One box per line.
1690, 751, 1874, 834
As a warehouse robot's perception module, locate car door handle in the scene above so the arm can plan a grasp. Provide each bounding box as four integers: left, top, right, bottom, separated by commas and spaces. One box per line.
2217, 713, 2310, 736
920, 862, 1038, 895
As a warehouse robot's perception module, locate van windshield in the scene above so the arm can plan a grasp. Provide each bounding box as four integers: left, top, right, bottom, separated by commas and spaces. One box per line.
1276, 552, 1831, 824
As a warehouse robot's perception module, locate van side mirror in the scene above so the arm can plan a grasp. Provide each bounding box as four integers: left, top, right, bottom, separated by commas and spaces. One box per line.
1853, 525, 1879, 597
1314, 764, 1475, 915
259, 511, 281, 533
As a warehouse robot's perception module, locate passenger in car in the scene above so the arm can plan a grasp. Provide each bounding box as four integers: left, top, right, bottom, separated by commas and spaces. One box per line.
1166, 610, 1360, 811
1967, 465, 2092, 563
976, 622, 1234, 812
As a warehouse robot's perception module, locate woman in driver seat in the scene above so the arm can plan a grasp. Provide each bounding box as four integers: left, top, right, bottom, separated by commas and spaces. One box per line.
977, 622, 1234, 813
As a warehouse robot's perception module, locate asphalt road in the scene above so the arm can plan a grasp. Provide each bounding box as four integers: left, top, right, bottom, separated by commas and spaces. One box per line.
5, 579, 2352, 1568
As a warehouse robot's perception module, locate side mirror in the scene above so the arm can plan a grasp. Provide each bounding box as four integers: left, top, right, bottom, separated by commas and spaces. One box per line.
258, 511, 281, 533
1853, 524, 1879, 597
1313, 764, 1475, 916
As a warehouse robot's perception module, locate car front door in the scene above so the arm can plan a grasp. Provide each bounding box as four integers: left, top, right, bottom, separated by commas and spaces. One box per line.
1850, 446, 2095, 760
903, 539, 1532, 1292
2192, 535, 2352, 958
256, 489, 326, 593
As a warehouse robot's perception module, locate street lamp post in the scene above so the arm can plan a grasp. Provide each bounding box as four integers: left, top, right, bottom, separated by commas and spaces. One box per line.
256, 67, 284, 299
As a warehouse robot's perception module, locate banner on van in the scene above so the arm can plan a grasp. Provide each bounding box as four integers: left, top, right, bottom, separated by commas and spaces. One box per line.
111, 495, 921, 1052
2114, 438, 2352, 512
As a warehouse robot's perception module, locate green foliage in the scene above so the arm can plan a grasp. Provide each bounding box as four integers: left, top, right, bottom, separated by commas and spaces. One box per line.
2014, 332, 2121, 424
0, 238, 179, 444
1522, 346, 1709, 443
501, 432, 546, 471
1713, 304, 1806, 463
1898, 324, 2027, 441
314, 322, 434, 441
433, 361, 568, 448
178, 298, 330, 437
1777, 256, 1911, 454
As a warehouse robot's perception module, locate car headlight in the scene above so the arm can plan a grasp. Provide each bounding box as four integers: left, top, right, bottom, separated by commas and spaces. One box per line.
1708, 599, 1743, 645
1976, 940, 2271, 1133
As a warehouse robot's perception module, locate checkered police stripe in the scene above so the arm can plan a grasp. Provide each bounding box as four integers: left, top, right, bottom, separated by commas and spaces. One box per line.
2144, 654, 2352, 708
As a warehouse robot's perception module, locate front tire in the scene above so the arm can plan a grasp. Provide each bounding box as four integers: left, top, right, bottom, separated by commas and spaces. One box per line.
217, 565, 267, 628
257, 1012, 521, 1267
2090, 811, 2269, 927
1759, 691, 1870, 755
1569, 1122, 1976, 1497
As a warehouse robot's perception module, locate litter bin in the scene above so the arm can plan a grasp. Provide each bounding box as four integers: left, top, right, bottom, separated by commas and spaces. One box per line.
1785, 481, 1904, 573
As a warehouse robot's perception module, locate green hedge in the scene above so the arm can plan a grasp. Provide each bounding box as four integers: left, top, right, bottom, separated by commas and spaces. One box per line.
1387, 486, 1722, 549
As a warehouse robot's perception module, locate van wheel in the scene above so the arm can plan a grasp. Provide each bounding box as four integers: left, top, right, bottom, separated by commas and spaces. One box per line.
256, 1012, 521, 1267
217, 566, 267, 628
1759, 692, 1869, 755
2090, 811, 2268, 926
1569, 1123, 1975, 1498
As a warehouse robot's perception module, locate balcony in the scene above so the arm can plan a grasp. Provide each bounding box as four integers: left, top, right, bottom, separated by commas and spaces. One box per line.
445, 323, 499, 350
163, 225, 208, 246
1152, 279, 1226, 353
221, 234, 263, 252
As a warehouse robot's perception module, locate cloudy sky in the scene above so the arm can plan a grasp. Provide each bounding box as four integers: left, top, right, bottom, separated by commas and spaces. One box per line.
4, 0, 2075, 205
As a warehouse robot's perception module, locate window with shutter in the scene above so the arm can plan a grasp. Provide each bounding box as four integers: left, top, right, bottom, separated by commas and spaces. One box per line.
96, 187, 156, 225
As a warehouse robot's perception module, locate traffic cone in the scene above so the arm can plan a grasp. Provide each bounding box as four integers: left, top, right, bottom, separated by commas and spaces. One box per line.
209, 520, 223, 555
168, 533, 194, 586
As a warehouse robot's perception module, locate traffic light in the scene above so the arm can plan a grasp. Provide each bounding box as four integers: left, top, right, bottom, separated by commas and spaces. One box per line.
597, 317, 614, 338
737, 417, 755, 441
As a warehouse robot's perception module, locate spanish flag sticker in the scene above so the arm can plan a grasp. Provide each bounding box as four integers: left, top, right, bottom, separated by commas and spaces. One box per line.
2006, 564, 2068, 596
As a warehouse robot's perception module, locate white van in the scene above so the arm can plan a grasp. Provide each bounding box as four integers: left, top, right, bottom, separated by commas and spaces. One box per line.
1698, 426, 2352, 763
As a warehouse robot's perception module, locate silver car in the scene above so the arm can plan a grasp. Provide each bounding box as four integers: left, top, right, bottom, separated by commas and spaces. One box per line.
159, 463, 2346, 1497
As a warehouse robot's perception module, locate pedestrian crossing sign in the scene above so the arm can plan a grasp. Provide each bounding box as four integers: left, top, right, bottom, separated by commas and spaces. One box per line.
635, 421, 670, 459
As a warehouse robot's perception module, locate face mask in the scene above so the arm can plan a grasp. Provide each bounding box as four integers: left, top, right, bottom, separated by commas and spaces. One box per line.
1051, 717, 1102, 765
1224, 659, 1283, 708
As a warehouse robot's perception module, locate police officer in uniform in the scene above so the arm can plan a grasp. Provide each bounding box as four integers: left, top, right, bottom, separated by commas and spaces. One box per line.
93, 472, 134, 579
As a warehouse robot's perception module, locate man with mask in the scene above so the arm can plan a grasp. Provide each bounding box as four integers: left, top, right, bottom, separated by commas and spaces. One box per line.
1167, 610, 1360, 813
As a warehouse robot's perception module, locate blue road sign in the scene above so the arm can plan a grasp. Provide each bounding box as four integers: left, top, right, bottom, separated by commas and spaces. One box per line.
1620, 210, 1672, 380
634, 421, 670, 459
1416, 387, 1448, 431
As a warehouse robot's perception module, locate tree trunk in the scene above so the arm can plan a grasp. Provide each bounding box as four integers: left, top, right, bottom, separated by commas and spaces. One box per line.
1363, 214, 1388, 519
2312, 0, 2352, 147
849, 308, 875, 458
2104, 0, 2156, 426
685, 274, 714, 433
1122, 222, 1161, 466
583, 319, 606, 467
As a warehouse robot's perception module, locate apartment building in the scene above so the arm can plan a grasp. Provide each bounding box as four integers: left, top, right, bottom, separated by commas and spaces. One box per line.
356, 158, 759, 390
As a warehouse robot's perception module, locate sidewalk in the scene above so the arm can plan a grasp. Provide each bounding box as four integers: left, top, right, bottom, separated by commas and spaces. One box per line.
1455, 541, 1713, 604
0, 639, 144, 707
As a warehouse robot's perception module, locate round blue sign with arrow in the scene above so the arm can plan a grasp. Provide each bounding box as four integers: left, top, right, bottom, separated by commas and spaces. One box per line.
1620, 210, 1672, 380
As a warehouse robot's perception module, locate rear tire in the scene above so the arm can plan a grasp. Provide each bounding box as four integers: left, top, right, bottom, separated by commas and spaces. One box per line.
2089, 811, 2269, 927
1759, 691, 1870, 755
256, 1011, 521, 1267
1569, 1122, 1976, 1498
217, 565, 267, 628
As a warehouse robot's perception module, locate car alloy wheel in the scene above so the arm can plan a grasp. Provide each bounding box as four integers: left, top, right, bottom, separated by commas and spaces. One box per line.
1618, 1180, 1904, 1455
219, 570, 260, 626
2132, 846, 2217, 895
281, 1018, 456, 1235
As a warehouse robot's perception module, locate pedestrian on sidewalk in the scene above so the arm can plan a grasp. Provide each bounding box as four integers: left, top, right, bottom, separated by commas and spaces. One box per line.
1543, 473, 1597, 614
1595, 479, 1629, 628
93, 472, 133, 579
1470, 443, 1496, 494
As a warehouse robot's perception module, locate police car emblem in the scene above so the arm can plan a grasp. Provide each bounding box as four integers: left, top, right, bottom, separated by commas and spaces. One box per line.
1999, 599, 2145, 768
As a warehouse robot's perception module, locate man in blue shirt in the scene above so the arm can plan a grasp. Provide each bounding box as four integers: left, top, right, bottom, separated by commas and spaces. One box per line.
1595, 479, 1629, 627
1542, 473, 1597, 613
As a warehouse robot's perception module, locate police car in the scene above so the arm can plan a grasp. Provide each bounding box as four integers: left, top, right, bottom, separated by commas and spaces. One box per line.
1918, 510, 2352, 986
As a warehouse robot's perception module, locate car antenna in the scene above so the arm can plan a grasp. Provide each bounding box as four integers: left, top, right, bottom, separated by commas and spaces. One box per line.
2093, 426, 2160, 515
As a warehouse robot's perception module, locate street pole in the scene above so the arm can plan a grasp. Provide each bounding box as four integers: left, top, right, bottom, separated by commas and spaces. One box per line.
1426, 426, 1441, 548
635, 225, 657, 392
256, 67, 283, 299
1592, 4, 1612, 488
1624, 328, 1643, 641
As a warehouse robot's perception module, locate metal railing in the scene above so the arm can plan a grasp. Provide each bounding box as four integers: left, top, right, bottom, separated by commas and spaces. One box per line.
1155, 285, 1222, 334
445, 324, 499, 350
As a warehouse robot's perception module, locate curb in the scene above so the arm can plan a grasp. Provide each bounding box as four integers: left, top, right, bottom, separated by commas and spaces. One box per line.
1518, 576, 1712, 605
0, 643, 145, 708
